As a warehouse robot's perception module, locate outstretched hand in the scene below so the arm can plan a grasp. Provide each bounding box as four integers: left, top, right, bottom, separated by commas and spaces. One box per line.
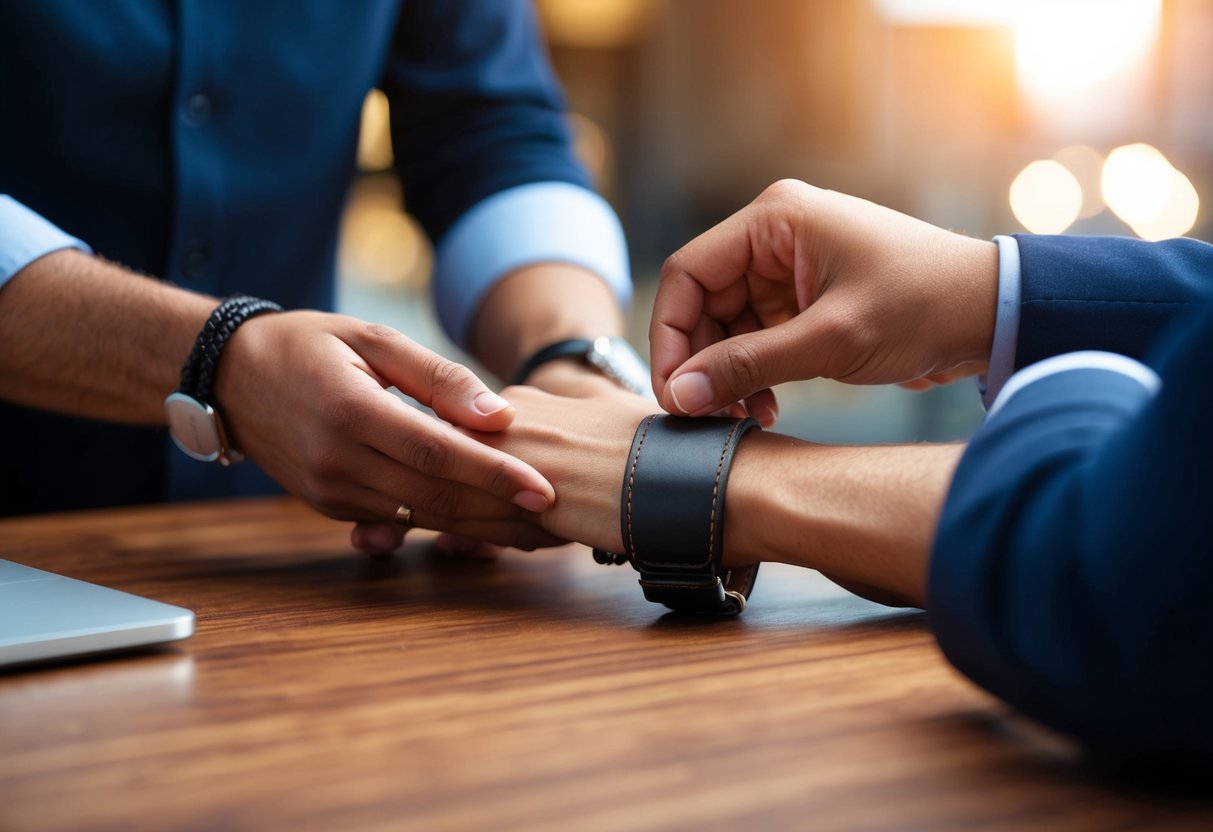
649, 179, 999, 423
215, 311, 562, 555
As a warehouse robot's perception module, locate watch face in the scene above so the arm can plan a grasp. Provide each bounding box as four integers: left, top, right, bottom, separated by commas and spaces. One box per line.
589, 337, 656, 399
165, 392, 226, 462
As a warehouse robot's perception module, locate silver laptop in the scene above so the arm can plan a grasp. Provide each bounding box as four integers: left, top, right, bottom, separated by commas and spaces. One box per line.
0, 559, 194, 669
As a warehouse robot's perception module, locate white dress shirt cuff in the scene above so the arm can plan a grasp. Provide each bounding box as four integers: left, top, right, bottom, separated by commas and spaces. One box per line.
977, 234, 1022, 409
987, 350, 1162, 421
0, 195, 92, 289
432, 181, 632, 348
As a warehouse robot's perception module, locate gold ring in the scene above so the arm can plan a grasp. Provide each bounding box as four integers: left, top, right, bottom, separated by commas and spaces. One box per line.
394, 504, 415, 528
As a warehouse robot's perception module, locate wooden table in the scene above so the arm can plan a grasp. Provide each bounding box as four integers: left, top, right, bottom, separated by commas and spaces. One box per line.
1, 498, 1209, 831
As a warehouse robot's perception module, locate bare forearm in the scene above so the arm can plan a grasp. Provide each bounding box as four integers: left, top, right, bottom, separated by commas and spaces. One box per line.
725, 434, 964, 606
467, 263, 626, 381
0, 249, 213, 423
474, 386, 962, 607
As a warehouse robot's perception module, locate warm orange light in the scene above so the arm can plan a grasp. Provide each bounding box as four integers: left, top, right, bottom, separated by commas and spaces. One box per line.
537, 0, 655, 48
1010, 160, 1082, 235
1102, 144, 1200, 241
567, 112, 612, 186
1053, 145, 1105, 219
357, 89, 394, 172
340, 189, 432, 289
1013, 0, 1161, 107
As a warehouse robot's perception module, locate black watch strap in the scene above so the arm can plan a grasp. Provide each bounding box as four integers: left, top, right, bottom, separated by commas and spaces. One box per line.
510, 338, 595, 385
510, 336, 653, 398
594, 414, 761, 616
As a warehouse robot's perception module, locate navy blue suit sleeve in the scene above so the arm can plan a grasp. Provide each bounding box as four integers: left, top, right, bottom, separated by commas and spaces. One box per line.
1015, 233, 1213, 369
380, 0, 591, 242
929, 293, 1213, 766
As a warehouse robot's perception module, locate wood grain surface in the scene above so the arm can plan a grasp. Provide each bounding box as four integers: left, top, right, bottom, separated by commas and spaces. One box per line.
0, 497, 1209, 831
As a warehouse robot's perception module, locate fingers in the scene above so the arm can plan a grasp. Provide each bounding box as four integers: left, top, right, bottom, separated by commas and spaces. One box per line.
320, 442, 549, 525
351, 521, 405, 555
663, 320, 813, 418
350, 322, 516, 433
434, 531, 569, 556
351, 518, 564, 555
347, 323, 556, 508
742, 388, 779, 427
348, 379, 555, 512
650, 180, 812, 397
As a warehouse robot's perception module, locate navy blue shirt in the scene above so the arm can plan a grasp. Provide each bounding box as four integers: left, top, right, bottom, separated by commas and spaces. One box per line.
0, 1, 629, 514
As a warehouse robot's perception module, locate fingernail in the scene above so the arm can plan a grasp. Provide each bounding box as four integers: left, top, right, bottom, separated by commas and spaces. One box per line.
474, 391, 511, 415
513, 490, 550, 512
669, 372, 715, 414
759, 403, 779, 427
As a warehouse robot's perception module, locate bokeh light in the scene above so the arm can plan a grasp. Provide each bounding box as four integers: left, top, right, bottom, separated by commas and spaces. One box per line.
1102, 144, 1200, 241
339, 186, 432, 290
357, 89, 394, 172
1013, 0, 1161, 107
537, 0, 655, 48
1010, 160, 1082, 234
1052, 145, 1105, 220
568, 112, 612, 186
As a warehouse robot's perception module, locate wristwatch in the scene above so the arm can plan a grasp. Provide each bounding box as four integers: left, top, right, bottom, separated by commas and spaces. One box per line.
166, 295, 282, 466
511, 336, 655, 399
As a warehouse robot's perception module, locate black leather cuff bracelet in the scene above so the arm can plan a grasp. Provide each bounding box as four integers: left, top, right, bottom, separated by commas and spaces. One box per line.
593, 414, 761, 616
165, 295, 283, 465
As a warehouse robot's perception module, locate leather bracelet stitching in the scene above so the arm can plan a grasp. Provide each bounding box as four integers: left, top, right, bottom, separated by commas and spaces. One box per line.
707, 419, 746, 567
623, 414, 657, 563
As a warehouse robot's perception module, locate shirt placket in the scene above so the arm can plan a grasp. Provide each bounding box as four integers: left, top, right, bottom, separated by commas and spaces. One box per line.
168, 0, 223, 296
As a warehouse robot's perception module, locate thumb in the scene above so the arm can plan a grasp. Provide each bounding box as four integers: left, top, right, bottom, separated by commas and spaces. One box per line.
661, 322, 820, 417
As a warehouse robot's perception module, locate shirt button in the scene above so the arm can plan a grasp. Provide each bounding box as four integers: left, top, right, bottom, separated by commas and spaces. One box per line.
182, 240, 209, 278
182, 93, 212, 127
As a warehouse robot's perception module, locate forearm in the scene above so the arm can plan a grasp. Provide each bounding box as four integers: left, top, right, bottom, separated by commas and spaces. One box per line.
475, 386, 961, 607
467, 262, 627, 382
724, 434, 963, 606
0, 249, 213, 423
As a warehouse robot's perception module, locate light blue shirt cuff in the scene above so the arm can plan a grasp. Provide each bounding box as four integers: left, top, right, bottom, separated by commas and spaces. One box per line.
978, 234, 1022, 409
986, 350, 1161, 421
432, 181, 632, 348
0, 195, 92, 289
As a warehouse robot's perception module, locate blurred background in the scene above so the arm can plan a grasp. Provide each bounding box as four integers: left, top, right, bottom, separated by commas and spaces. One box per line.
338, 0, 1212, 445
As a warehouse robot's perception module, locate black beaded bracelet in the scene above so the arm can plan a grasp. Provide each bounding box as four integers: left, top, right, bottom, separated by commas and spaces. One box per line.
593, 414, 761, 616
165, 295, 283, 466
178, 295, 283, 403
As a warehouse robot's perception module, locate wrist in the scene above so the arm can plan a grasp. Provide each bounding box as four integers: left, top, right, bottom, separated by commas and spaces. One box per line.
522, 359, 621, 397
467, 262, 626, 380
512, 336, 653, 398
166, 295, 283, 465
594, 414, 761, 616
956, 236, 1000, 364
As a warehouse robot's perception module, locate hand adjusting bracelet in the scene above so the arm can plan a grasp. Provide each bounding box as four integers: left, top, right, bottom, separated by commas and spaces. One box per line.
165, 295, 283, 466
593, 414, 761, 616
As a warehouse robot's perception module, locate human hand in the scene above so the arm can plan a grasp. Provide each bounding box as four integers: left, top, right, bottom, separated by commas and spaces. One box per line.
469, 385, 657, 553
649, 179, 999, 422
213, 311, 563, 554
424, 360, 646, 557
